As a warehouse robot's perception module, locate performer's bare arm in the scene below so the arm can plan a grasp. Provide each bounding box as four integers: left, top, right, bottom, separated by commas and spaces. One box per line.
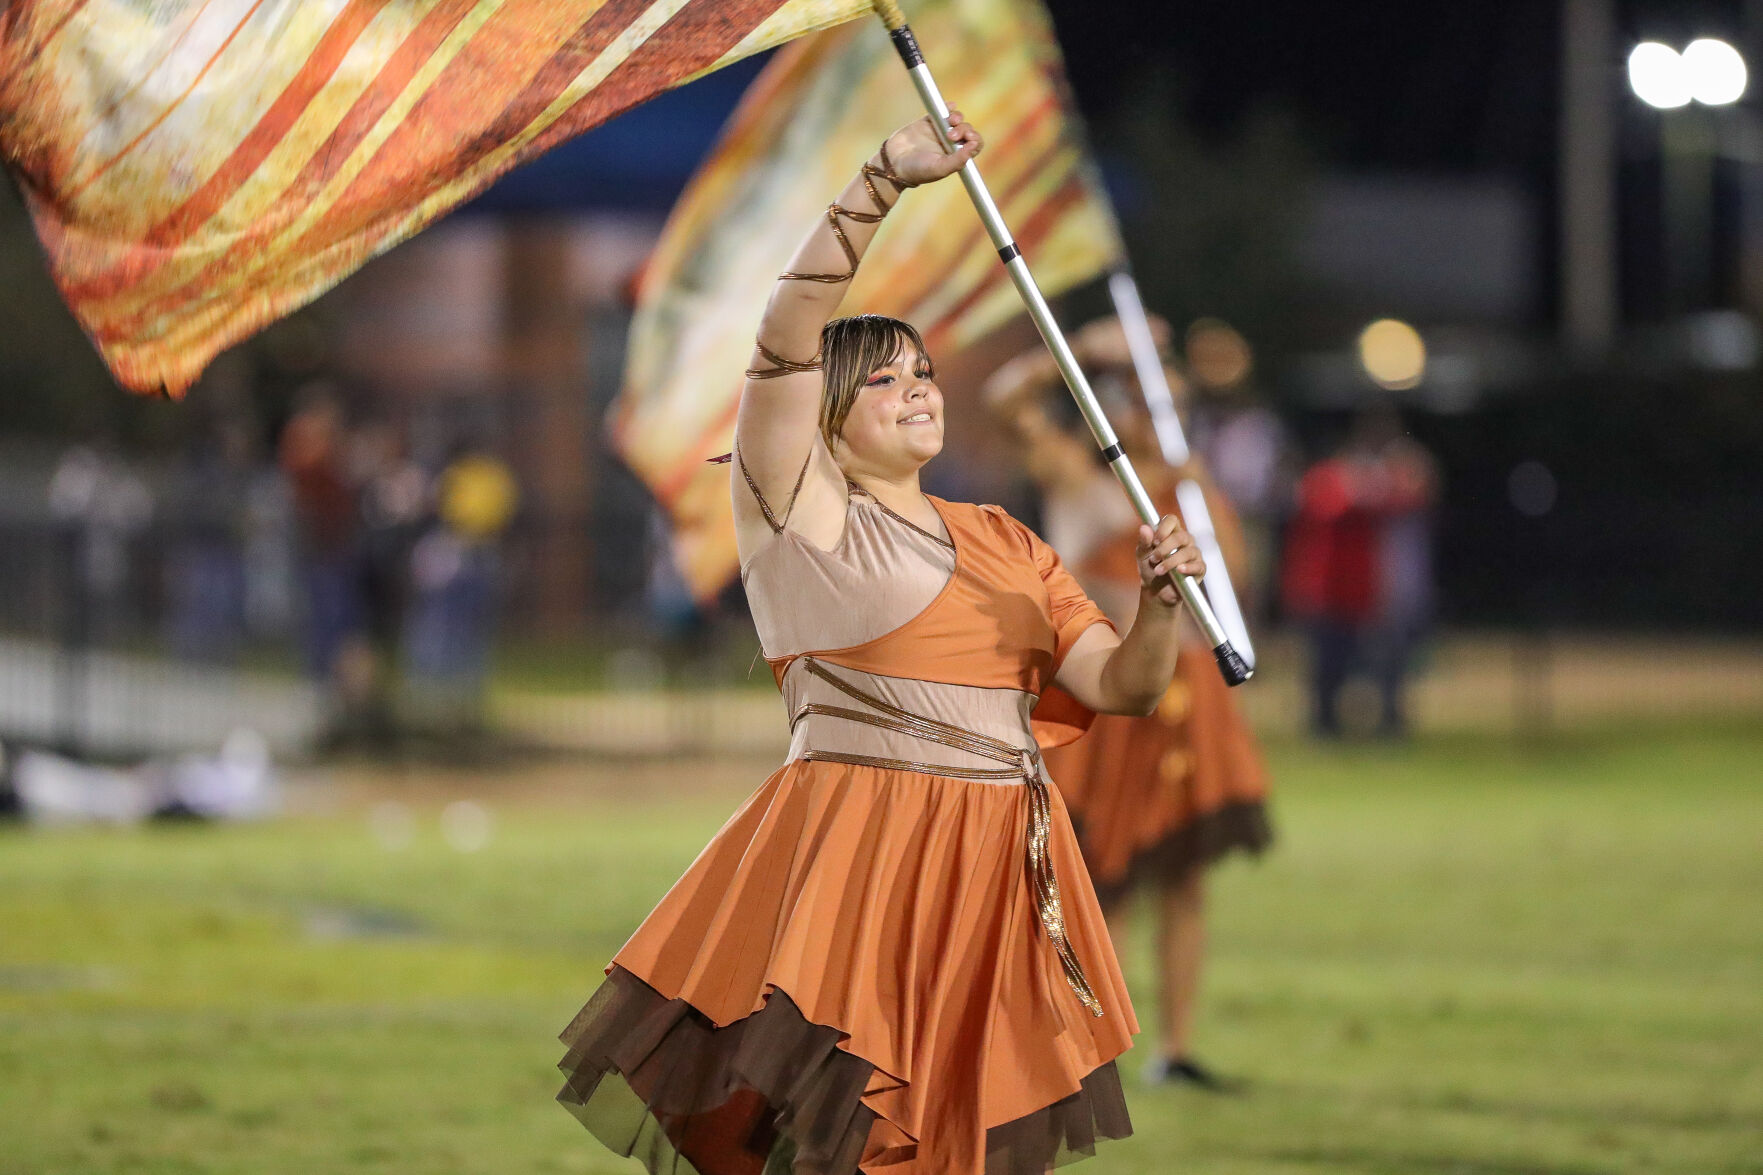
985, 315, 1172, 416
983, 316, 1182, 495
734, 113, 980, 555
1054, 514, 1204, 716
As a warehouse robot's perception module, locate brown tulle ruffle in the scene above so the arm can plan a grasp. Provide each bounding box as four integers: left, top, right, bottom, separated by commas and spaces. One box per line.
558, 967, 1131, 1175
1086, 800, 1273, 907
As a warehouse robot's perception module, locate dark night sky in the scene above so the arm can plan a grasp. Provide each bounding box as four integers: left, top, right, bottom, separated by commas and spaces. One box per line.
1046, 0, 1747, 174
478, 0, 1753, 214
1048, 0, 1556, 173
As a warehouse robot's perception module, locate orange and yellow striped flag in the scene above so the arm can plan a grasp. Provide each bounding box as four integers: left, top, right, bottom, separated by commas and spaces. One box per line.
611, 0, 1125, 599
0, 0, 874, 396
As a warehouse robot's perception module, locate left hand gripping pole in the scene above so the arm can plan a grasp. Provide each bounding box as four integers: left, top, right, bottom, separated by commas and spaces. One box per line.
869, 2, 1252, 686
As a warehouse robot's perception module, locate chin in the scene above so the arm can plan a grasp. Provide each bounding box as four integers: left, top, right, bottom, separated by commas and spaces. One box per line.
907, 433, 945, 463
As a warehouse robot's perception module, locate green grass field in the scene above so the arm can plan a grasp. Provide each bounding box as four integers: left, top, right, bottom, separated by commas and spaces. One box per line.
3, 722, 1761, 1175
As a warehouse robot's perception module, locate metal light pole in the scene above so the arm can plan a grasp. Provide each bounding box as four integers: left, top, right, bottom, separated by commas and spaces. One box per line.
1560, 0, 1617, 354
1629, 37, 1750, 315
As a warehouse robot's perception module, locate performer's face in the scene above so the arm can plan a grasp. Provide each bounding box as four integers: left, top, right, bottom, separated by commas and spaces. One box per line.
836, 343, 945, 472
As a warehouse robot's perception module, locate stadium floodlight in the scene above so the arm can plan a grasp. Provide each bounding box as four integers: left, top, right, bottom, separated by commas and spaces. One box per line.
1683, 38, 1748, 106
1629, 42, 1694, 109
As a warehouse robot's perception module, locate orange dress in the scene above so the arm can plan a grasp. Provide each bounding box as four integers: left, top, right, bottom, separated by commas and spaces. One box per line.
558, 474, 1137, 1175
1039, 474, 1272, 904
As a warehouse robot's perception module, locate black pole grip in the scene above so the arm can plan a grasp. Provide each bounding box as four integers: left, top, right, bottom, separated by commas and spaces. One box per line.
889, 25, 925, 67
1213, 642, 1254, 687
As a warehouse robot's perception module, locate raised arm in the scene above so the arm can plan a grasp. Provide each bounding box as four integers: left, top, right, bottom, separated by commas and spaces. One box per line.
733, 113, 980, 552
983, 314, 1179, 495
982, 351, 1090, 496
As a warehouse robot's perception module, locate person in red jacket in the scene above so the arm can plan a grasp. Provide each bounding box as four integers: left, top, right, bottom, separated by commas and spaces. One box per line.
1282, 406, 1438, 738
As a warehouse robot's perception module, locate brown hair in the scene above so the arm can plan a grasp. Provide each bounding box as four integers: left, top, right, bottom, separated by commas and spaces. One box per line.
819, 315, 933, 447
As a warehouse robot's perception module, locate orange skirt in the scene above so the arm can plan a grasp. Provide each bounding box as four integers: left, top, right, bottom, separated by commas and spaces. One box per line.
557, 758, 1137, 1175
1044, 645, 1272, 903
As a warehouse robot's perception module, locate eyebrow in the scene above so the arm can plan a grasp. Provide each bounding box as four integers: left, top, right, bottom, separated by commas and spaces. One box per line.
868, 348, 933, 378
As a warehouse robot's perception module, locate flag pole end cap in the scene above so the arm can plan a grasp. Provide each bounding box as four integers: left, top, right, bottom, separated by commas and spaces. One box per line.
1213, 642, 1254, 687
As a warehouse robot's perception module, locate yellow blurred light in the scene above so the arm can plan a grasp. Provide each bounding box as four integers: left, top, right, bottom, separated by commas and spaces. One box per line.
1358, 319, 1427, 390
1185, 318, 1254, 389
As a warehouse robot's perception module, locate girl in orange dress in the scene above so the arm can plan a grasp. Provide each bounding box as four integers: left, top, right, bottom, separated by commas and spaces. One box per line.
557, 115, 1208, 1174
985, 318, 1273, 1091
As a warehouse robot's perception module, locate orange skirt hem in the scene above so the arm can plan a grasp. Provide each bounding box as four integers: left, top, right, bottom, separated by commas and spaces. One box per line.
558, 967, 1131, 1175
566, 757, 1139, 1173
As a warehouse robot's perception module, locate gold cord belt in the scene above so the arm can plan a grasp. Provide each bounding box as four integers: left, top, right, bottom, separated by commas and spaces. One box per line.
789, 657, 1103, 1017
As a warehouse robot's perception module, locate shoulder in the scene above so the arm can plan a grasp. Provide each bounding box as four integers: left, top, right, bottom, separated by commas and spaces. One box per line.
935, 497, 1028, 537
935, 498, 1053, 562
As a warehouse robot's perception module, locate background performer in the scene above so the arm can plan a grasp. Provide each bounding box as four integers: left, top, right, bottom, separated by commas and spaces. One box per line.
986, 315, 1274, 1091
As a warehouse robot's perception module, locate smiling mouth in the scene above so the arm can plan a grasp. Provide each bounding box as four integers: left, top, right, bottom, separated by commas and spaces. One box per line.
899, 412, 935, 424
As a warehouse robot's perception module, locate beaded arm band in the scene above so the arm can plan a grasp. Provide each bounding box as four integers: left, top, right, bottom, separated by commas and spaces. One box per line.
744, 144, 918, 381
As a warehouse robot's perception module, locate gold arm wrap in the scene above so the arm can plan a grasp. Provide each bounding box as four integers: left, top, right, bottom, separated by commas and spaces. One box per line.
746, 147, 917, 378
745, 341, 823, 381
777, 144, 916, 285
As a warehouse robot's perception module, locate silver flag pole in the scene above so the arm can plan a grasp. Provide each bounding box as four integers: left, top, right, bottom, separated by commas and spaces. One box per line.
1106, 270, 1257, 669
869, 0, 1251, 686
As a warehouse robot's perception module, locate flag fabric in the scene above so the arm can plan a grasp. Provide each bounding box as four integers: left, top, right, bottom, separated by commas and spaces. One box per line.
612, 0, 1124, 600
0, 0, 874, 396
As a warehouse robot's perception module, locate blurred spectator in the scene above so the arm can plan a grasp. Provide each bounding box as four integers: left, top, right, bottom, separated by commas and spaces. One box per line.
352, 418, 431, 725
1185, 318, 1293, 621
164, 420, 254, 662
1282, 406, 1438, 738
47, 439, 153, 644
278, 386, 375, 744
403, 443, 519, 734
242, 458, 298, 641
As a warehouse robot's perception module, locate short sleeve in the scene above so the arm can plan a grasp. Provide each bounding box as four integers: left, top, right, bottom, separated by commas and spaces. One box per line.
1023, 517, 1116, 673
995, 509, 1117, 749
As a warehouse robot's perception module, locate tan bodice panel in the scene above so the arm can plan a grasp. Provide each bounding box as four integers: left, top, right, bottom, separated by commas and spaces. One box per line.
742, 496, 956, 659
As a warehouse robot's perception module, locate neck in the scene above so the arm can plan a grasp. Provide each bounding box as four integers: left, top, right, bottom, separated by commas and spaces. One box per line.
845, 465, 923, 508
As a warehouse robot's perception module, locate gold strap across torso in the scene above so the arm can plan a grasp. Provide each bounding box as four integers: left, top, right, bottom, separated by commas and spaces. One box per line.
845, 482, 955, 551
789, 657, 1103, 1017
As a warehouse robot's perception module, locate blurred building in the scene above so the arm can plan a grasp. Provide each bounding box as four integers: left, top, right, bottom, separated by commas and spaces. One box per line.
328, 213, 656, 635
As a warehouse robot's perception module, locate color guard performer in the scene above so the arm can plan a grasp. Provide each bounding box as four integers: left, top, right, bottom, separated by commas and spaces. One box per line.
559, 115, 1206, 1174
986, 315, 1274, 1091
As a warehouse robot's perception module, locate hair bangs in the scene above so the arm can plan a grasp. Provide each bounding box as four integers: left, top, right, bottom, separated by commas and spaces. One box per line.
819, 315, 932, 446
